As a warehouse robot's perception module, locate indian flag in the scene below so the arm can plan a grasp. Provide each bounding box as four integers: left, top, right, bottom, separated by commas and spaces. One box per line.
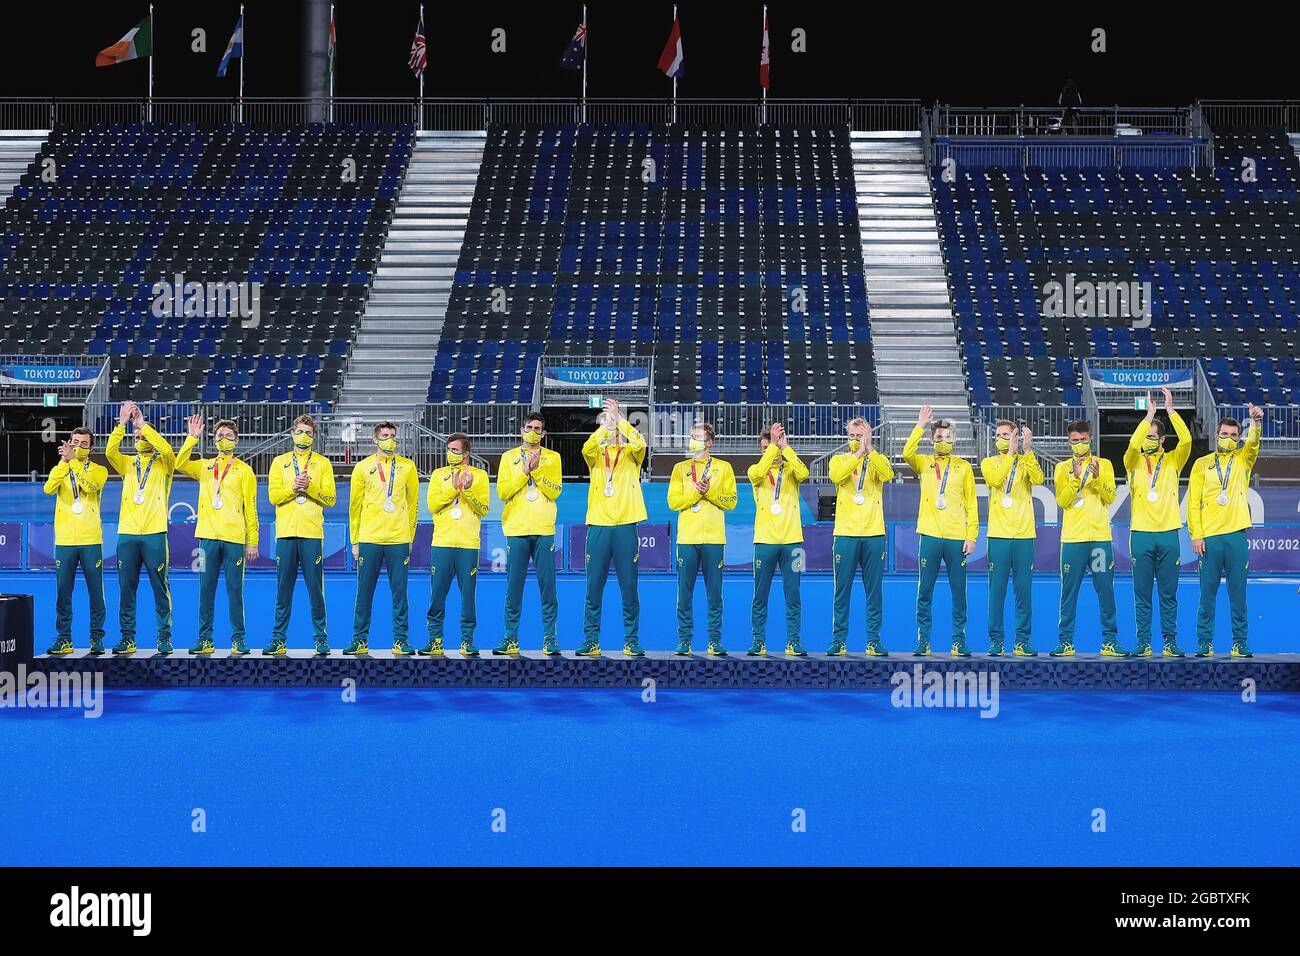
96, 16, 153, 67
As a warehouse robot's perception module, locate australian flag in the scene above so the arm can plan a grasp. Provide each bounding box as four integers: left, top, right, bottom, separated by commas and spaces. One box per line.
560, 22, 586, 70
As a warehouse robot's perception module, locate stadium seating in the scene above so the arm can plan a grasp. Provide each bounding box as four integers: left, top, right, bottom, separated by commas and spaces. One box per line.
433, 124, 877, 405
934, 128, 1300, 407
0, 122, 413, 404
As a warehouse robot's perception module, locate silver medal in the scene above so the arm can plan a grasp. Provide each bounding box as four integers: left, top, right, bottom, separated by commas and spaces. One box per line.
1146, 490, 1159, 503
1072, 498, 1084, 509
383, 498, 395, 513
212, 495, 224, 511
526, 488, 539, 502
71, 499, 84, 515
690, 503, 702, 513
450, 506, 463, 520
603, 484, 615, 498
1216, 492, 1229, 506
853, 493, 865, 505
935, 496, 947, 511
296, 494, 307, 505
771, 502, 783, 516
133, 490, 145, 505
1001, 495, 1013, 509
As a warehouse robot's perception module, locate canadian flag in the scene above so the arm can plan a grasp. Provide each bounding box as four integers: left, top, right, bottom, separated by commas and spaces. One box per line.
759, 8, 770, 90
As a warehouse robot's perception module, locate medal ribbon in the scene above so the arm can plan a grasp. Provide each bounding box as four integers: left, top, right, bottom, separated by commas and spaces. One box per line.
1145, 453, 1163, 495
377, 457, 396, 501
518, 447, 537, 494
1215, 453, 1234, 499
1003, 455, 1019, 498
1072, 456, 1092, 507
134, 453, 156, 500
603, 445, 623, 489
690, 458, 713, 508
213, 456, 234, 501
934, 457, 952, 500
768, 459, 785, 505
70, 459, 90, 506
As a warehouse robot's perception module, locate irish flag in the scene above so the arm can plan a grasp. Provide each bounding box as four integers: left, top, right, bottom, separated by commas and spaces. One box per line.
96, 16, 152, 67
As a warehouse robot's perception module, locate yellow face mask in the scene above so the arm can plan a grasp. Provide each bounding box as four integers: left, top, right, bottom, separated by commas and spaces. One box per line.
688, 438, 707, 454
446, 450, 464, 465
847, 438, 861, 453
1071, 442, 1091, 457
522, 430, 542, 445
377, 437, 398, 454
74, 446, 91, 461
932, 440, 953, 456
293, 432, 314, 448
1217, 437, 1238, 453
134, 440, 153, 456
1141, 438, 1161, 454
995, 437, 1010, 453
215, 437, 237, 454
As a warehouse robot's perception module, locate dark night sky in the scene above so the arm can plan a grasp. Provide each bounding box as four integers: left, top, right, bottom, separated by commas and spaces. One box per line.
0, 2, 1293, 106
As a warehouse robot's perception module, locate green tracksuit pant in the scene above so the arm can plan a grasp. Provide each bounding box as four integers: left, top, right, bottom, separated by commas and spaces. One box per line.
987, 536, 1034, 647
1131, 529, 1180, 646
273, 537, 326, 643
427, 545, 478, 643
1196, 529, 1248, 647
197, 538, 246, 644
917, 534, 968, 646
353, 542, 410, 644
752, 542, 802, 645
832, 534, 886, 645
116, 532, 170, 643
54, 543, 106, 643
583, 523, 640, 643
676, 542, 724, 643
1058, 540, 1117, 646
503, 534, 558, 640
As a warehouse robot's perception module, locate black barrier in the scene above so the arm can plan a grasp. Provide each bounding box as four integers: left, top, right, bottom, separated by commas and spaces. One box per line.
0, 593, 34, 673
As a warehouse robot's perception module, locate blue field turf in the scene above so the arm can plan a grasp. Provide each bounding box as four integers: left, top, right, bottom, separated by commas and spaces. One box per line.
5, 571, 1297, 866
3, 686, 1299, 866
3, 570, 1298, 653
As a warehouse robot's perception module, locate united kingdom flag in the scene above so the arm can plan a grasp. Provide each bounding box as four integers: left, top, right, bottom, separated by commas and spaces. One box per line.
560, 21, 586, 71
409, 13, 427, 80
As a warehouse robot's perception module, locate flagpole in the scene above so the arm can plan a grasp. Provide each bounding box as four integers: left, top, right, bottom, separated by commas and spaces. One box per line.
147, 3, 154, 122
581, 5, 588, 124
418, 4, 424, 132
671, 5, 677, 125
760, 5, 767, 126
238, 4, 245, 124
328, 3, 335, 123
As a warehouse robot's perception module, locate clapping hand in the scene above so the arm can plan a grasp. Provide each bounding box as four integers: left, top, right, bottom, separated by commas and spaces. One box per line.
1162, 386, 1174, 414
58, 440, 75, 462
187, 413, 205, 438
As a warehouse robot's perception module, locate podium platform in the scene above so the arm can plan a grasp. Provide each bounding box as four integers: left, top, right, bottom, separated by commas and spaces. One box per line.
28, 649, 1300, 691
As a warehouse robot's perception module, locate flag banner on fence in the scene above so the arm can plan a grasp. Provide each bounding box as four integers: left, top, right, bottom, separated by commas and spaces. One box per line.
96, 15, 152, 67
759, 9, 770, 89
217, 14, 244, 78
560, 21, 586, 70
409, 12, 427, 80
658, 16, 684, 78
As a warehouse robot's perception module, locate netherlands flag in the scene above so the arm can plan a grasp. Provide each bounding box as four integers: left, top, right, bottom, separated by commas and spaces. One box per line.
658, 16, 684, 78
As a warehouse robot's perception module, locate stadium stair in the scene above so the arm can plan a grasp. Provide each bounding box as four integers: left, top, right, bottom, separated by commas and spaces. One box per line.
335, 130, 484, 424
851, 130, 970, 429
1291, 133, 1300, 162
0, 131, 47, 208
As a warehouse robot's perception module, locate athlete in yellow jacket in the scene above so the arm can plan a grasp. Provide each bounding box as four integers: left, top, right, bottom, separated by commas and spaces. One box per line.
176, 414, 259, 655
828, 417, 893, 655
577, 399, 647, 657
980, 420, 1044, 656
1123, 387, 1192, 657
903, 406, 978, 657
348, 421, 420, 656
1188, 404, 1263, 657
495, 412, 563, 656
424, 433, 491, 657
105, 401, 187, 656
1052, 418, 1125, 657
667, 422, 738, 656
265, 414, 336, 657
44, 426, 109, 655
748, 421, 811, 657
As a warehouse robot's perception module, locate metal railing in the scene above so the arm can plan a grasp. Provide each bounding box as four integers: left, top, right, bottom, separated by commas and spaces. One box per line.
0, 355, 108, 408
975, 405, 1088, 464
0, 97, 922, 132
1218, 405, 1300, 456
933, 135, 1208, 170
933, 105, 1194, 138
82, 400, 328, 457
1197, 99, 1300, 132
